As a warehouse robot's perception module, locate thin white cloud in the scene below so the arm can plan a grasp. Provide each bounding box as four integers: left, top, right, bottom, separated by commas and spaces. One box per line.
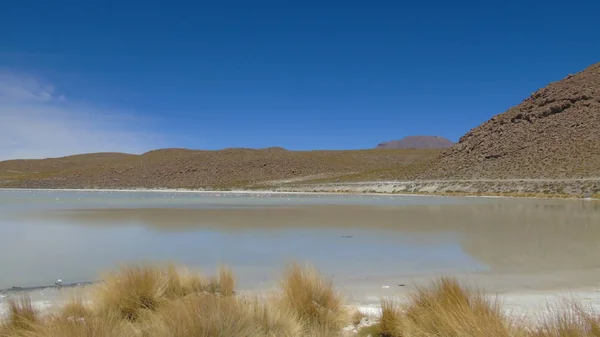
0, 72, 167, 160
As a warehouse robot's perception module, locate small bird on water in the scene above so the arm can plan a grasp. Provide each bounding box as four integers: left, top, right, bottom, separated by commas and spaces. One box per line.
55, 279, 63, 287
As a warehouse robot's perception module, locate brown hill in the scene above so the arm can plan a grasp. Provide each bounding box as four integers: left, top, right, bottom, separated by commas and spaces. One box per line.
425, 62, 600, 179
376, 136, 454, 149
0, 148, 439, 189
0, 153, 135, 174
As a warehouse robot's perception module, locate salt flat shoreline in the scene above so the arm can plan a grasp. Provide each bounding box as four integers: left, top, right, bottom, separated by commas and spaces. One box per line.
0, 186, 588, 200
0, 187, 472, 199
3, 175, 600, 200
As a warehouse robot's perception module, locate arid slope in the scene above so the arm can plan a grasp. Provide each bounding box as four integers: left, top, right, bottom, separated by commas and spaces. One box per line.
0, 148, 438, 189
427, 62, 600, 179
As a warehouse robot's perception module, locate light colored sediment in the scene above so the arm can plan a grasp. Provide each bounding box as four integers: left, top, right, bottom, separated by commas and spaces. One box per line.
272, 179, 600, 197
3, 176, 600, 199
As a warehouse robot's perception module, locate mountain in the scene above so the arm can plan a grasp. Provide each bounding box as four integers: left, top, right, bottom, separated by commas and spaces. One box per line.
0, 148, 439, 189
376, 136, 454, 149
429, 62, 600, 179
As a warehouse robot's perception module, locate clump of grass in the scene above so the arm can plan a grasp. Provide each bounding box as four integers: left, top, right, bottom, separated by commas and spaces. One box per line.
1, 296, 40, 334
365, 278, 516, 337
304, 325, 345, 337
279, 263, 347, 333
94, 264, 215, 321
94, 265, 170, 321
379, 299, 403, 337
246, 296, 303, 336
38, 299, 119, 337
40, 312, 137, 337
146, 293, 260, 337
215, 266, 236, 296
351, 308, 368, 326
57, 298, 93, 320
402, 277, 513, 336
530, 300, 600, 337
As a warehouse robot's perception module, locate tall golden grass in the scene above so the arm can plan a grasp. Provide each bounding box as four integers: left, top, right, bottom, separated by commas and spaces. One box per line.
279, 263, 347, 334
360, 278, 600, 337
367, 277, 517, 337
0, 296, 39, 335
1, 265, 599, 337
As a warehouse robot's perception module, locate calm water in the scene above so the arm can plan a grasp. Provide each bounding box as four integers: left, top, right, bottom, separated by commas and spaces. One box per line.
1, 189, 600, 300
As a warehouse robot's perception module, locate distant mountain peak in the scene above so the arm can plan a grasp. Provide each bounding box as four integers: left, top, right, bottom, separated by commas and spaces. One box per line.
376, 136, 454, 149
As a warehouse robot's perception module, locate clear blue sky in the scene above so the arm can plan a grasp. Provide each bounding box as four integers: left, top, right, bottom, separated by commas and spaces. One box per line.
1, 0, 599, 157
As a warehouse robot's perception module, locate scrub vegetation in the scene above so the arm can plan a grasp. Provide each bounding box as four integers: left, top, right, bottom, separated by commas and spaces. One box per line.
1, 264, 599, 337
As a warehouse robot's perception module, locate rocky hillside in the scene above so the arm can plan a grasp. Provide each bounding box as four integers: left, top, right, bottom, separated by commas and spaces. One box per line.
427, 62, 600, 179
0, 148, 438, 189
376, 136, 454, 149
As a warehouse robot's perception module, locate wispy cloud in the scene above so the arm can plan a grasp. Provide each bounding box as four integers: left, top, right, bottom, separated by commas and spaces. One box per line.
0, 72, 168, 161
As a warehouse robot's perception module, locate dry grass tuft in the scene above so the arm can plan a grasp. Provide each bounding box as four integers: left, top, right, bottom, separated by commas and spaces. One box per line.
351, 308, 368, 326
146, 293, 258, 337
40, 312, 137, 337
94, 264, 212, 321
246, 296, 304, 336
216, 265, 236, 296
94, 265, 169, 321
1, 296, 40, 335
279, 263, 347, 333
379, 298, 403, 337
530, 300, 600, 337
58, 299, 93, 320
401, 277, 513, 336
304, 325, 345, 337
366, 277, 516, 337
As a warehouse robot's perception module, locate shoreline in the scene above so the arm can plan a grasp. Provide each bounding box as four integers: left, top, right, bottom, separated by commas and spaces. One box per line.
1, 186, 597, 201
3, 282, 600, 325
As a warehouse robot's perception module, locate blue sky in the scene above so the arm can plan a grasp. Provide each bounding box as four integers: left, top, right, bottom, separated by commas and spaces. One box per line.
1, 0, 599, 159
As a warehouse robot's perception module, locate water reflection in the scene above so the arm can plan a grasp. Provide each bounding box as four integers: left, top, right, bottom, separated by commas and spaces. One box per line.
31, 199, 600, 273
2, 191, 600, 293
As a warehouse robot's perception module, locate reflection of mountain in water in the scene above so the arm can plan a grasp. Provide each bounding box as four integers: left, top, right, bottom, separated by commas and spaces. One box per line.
32, 200, 600, 273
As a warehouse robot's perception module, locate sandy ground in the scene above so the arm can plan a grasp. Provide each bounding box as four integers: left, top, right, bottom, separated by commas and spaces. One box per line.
273, 180, 600, 197
2, 184, 598, 200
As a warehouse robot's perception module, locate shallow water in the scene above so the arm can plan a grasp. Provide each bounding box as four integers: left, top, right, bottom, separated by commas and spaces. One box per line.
1, 190, 600, 303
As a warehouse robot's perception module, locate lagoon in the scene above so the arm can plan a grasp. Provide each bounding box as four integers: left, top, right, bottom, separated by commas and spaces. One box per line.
1, 190, 599, 305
